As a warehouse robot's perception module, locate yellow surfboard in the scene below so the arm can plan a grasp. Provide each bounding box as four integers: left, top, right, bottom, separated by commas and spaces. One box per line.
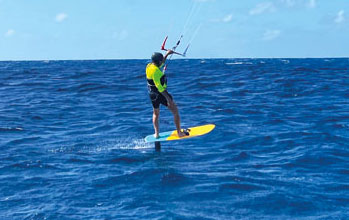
145, 124, 215, 143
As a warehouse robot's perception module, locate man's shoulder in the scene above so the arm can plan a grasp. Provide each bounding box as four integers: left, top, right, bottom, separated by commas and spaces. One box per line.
146, 63, 156, 70
147, 63, 161, 73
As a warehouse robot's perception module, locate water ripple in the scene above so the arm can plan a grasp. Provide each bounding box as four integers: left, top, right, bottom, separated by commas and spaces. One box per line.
0, 59, 348, 219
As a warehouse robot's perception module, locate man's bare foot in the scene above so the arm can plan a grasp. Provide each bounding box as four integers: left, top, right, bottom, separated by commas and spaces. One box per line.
177, 130, 188, 137
154, 133, 159, 139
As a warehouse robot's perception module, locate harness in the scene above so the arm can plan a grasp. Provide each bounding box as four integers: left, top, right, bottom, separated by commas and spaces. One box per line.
147, 75, 167, 93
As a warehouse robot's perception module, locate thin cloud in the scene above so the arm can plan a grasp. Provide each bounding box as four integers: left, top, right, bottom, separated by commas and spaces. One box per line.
281, 0, 296, 8
249, 2, 276, 15
55, 13, 68, 22
5, 29, 15, 37
193, 0, 214, 2
210, 14, 233, 23
112, 30, 128, 41
263, 29, 281, 41
279, 0, 316, 8
334, 10, 345, 24
222, 14, 233, 23
307, 0, 316, 8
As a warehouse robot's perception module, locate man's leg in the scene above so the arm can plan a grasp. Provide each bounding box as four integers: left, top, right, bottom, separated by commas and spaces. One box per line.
153, 108, 160, 138
168, 102, 187, 137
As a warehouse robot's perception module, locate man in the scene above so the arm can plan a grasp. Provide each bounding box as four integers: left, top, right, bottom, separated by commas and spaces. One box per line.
146, 50, 188, 138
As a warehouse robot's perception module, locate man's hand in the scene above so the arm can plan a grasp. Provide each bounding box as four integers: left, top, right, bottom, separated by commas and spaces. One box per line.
166, 50, 174, 56
161, 50, 174, 66
161, 90, 174, 108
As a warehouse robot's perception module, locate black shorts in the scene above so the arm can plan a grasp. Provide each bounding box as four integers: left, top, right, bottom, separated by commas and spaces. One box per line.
149, 92, 173, 109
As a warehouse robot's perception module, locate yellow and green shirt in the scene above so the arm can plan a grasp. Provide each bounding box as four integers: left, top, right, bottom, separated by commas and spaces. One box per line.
146, 63, 167, 93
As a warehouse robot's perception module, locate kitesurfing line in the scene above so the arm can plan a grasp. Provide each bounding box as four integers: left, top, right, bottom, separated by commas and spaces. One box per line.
160, 1, 203, 74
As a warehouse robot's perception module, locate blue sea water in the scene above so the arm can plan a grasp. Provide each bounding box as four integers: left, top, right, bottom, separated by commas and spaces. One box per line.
0, 58, 348, 220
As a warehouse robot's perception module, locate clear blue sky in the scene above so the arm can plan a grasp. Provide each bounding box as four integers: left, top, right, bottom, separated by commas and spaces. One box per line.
1, 0, 348, 60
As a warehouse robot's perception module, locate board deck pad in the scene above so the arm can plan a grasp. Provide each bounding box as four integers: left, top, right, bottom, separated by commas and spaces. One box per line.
145, 124, 215, 143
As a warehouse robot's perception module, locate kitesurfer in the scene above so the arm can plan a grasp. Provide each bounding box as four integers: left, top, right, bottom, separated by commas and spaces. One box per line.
146, 50, 188, 138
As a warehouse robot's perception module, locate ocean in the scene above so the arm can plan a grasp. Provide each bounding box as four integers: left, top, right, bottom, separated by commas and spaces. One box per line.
0, 58, 348, 219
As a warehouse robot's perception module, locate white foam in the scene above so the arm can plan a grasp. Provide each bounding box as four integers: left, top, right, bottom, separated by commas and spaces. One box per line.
48, 137, 153, 154
225, 62, 243, 65
118, 139, 153, 150
225, 62, 253, 65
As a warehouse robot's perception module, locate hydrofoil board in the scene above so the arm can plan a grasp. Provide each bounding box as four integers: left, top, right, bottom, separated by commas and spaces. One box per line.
145, 124, 215, 143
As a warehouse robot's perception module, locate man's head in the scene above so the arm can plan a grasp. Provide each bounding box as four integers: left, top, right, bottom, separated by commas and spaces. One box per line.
151, 52, 163, 66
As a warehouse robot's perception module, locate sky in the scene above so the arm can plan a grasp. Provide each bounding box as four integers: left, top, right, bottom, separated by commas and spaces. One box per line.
0, 0, 348, 60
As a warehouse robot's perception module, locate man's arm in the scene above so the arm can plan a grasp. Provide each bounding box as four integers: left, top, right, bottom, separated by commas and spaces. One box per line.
160, 50, 174, 66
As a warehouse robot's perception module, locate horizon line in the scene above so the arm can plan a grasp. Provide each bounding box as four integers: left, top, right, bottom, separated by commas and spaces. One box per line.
0, 56, 348, 62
